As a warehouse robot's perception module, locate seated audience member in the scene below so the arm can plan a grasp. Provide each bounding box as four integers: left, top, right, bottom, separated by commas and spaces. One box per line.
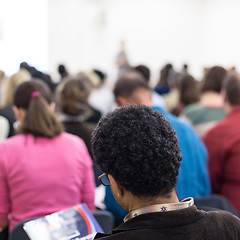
203, 74, 240, 214
154, 63, 179, 112
54, 64, 70, 90
0, 70, 6, 106
20, 62, 55, 92
74, 72, 102, 124
0, 115, 9, 142
182, 66, 226, 136
134, 64, 166, 110
0, 80, 95, 232
56, 76, 102, 185
88, 69, 115, 116
0, 70, 31, 137
105, 72, 210, 223
92, 104, 240, 240
58, 64, 69, 81
172, 74, 200, 116
154, 63, 173, 95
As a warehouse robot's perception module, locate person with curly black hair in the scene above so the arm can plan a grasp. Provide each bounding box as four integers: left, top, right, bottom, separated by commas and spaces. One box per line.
104, 72, 210, 224
92, 104, 182, 198
92, 105, 240, 240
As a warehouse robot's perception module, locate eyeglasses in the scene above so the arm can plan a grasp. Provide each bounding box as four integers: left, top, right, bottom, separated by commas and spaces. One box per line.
98, 173, 110, 186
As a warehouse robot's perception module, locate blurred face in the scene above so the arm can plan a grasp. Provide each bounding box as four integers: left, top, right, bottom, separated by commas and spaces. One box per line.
128, 88, 152, 106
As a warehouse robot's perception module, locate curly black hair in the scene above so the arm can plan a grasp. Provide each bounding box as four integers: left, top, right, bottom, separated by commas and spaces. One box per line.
91, 104, 182, 197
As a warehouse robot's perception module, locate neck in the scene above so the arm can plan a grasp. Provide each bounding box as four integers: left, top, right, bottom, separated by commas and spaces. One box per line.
126, 190, 179, 212
223, 102, 233, 115
199, 91, 223, 107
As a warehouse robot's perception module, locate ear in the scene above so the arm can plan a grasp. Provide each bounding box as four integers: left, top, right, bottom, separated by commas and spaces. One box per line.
12, 106, 25, 121
116, 96, 128, 107
108, 174, 124, 197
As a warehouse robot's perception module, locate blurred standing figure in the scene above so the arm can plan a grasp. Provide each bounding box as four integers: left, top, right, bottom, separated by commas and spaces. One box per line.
115, 40, 131, 78
0, 80, 95, 232
204, 74, 240, 214
182, 66, 226, 136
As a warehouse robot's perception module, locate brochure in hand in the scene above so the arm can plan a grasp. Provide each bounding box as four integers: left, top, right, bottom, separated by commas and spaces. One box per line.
23, 204, 103, 240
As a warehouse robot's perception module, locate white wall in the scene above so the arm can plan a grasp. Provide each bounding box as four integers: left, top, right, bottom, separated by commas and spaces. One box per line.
48, 0, 240, 83
0, 0, 48, 76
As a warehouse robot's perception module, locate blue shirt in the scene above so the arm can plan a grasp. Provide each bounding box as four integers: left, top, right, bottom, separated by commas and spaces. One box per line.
151, 106, 210, 200
105, 106, 210, 222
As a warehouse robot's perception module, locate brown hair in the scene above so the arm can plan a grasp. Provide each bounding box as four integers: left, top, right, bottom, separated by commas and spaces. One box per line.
223, 74, 240, 106
56, 76, 92, 116
134, 65, 151, 83
1, 69, 31, 107
178, 74, 200, 105
114, 72, 151, 101
201, 66, 227, 93
14, 80, 63, 138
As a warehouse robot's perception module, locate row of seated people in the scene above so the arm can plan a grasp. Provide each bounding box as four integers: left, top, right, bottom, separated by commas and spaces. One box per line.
0, 62, 239, 236
5, 104, 240, 240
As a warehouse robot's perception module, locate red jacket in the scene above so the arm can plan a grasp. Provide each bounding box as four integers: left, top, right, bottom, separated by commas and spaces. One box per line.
203, 106, 240, 213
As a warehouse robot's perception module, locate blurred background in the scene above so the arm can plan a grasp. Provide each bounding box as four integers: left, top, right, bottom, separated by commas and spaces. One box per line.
0, 0, 239, 83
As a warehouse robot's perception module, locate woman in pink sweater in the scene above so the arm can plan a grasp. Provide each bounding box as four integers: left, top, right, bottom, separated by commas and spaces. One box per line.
0, 80, 95, 231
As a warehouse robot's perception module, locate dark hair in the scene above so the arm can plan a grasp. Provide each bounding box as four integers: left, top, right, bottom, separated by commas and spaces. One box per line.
222, 74, 240, 106
134, 65, 150, 82
114, 72, 150, 101
93, 69, 106, 84
91, 104, 182, 197
178, 74, 199, 105
58, 64, 66, 74
157, 63, 173, 88
58, 64, 69, 79
201, 66, 227, 93
57, 77, 92, 116
14, 80, 63, 138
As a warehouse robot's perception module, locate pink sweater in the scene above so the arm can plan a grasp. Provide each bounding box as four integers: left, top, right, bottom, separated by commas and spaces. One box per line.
0, 133, 95, 230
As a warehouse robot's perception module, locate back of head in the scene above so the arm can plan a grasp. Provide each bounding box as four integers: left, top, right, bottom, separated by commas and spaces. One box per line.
178, 74, 199, 105
77, 71, 100, 89
201, 66, 227, 93
58, 64, 69, 79
1, 70, 31, 107
114, 71, 150, 100
14, 80, 63, 138
57, 76, 92, 116
58, 64, 66, 74
93, 69, 107, 85
158, 63, 173, 87
134, 65, 151, 83
91, 104, 182, 197
223, 74, 240, 106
